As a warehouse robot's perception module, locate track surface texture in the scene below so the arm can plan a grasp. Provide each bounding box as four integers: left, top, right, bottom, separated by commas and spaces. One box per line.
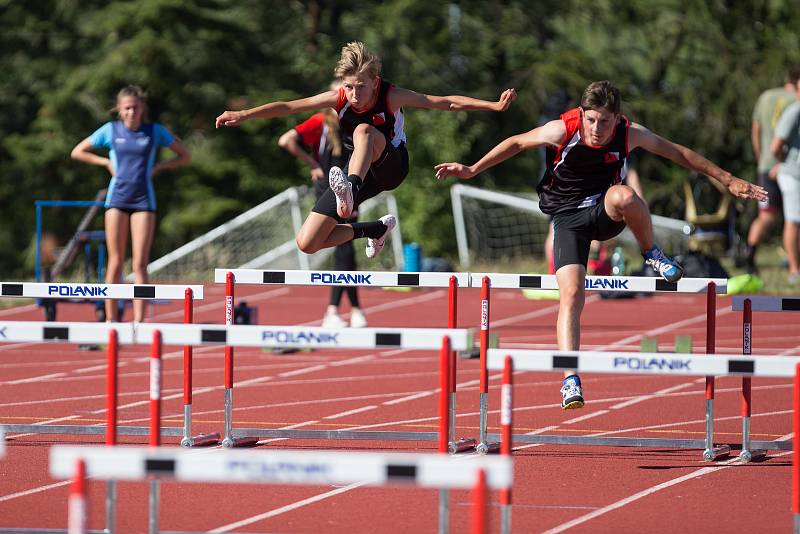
0, 284, 797, 533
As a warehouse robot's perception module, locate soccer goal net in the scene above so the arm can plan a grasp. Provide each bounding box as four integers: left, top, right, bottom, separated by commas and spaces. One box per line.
144, 187, 403, 282
451, 183, 691, 269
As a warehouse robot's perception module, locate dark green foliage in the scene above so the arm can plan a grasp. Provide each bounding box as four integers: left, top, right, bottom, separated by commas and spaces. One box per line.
2, 0, 799, 276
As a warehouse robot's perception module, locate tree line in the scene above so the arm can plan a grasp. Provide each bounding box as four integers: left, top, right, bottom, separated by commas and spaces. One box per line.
2, 0, 798, 277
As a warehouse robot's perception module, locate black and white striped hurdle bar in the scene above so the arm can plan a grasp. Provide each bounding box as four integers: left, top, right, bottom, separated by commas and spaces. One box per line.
0, 282, 204, 300
471, 273, 727, 293
0, 321, 471, 351
732, 296, 800, 312
487, 349, 800, 378
214, 268, 470, 287
50, 446, 512, 489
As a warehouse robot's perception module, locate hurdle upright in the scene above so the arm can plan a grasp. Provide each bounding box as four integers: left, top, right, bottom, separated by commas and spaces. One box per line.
213, 268, 475, 451
470, 273, 731, 460
733, 296, 800, 462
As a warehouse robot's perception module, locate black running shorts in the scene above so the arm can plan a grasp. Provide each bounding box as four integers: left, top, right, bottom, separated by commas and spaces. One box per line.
757, 171, 783, 212
552, 197, 626, 271
312, 142, 409, 221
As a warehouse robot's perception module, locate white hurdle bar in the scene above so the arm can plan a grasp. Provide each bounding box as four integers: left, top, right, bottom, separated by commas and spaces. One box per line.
215, 269, 476, 452
469, 273, 728, 293
470, 274, 726, 458
213, 268, 470, 287
0, 281, 204, 300
51, 446, 511, 534
486, 349, 795, 452
0, 321, 469, 451
0, 321, 470, 351
732, 296, 800, 462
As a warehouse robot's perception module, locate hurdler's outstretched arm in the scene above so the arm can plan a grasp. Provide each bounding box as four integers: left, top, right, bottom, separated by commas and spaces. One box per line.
392, 87, 517, 112
215, 91, 339, 128
434, 119, 566, 180
629, 123, 768, 202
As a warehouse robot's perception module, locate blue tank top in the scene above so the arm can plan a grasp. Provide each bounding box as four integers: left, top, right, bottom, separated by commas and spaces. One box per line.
90, 121, 174, 211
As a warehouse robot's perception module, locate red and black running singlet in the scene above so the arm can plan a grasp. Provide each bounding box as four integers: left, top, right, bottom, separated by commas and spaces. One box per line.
336, 78, 406, 152
537, 107, 630, 215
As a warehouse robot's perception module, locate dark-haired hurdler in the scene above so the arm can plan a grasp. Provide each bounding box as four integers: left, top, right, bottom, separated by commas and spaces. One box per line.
435, 80, 767, 410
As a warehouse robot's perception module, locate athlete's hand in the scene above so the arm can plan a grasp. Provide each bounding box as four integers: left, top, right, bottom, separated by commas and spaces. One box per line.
310, 167, 324, 181
494, 89, 517, 111
215, 110, 246, 128
728, 177, 768, 202
434, 162, 474, 180
768, 163, 780, 180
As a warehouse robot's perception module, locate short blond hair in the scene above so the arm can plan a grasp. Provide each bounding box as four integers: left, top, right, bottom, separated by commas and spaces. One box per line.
334, 41, 381, 79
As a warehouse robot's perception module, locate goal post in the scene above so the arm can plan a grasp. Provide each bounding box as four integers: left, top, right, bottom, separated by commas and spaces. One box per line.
143, 187, 403, 282
451, 183, 691, 269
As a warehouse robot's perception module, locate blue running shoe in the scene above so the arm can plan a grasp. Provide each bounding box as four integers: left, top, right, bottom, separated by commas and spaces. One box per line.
560, 375, 584, 410
643, 245, 684, 283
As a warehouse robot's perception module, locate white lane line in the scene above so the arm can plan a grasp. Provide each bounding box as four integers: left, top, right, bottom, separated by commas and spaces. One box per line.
207, 481, 371, 533
382, 391, 434, 406
323, 405, 377, 420
5, 372, 67, 385
610, 382, 697, 410
278, 365, 326, 378
0, 481, 71, 503
541, 452, 792, 534
563, 410, 609, 425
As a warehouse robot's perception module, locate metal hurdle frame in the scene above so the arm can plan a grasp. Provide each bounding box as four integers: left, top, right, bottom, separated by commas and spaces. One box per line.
0, 283, 214, 448
50, 445, 511, 534
488, 349, 800, 534
732, 296, 800, 462
470, 273, 732, 459
1, 322, 466, 534
213, 269, 477, 451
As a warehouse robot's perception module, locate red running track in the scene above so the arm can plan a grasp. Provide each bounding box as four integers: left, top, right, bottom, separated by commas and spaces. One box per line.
0, 284, 797, 533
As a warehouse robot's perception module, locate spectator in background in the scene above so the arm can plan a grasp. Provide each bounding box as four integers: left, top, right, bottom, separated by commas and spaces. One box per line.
278, 89, 368, 328
744, 68, 800, 273
771, 77, 800, 285
71, 85, 191, 322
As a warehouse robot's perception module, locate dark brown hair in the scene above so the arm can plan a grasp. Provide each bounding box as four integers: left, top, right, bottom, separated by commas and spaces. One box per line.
581, 81, 621, 114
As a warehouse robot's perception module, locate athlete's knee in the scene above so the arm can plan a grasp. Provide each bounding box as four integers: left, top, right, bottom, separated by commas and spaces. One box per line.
353, 123, 379, 139
608, 185, 638, 210
295, 234, 320, 255
559, 281, 584, 307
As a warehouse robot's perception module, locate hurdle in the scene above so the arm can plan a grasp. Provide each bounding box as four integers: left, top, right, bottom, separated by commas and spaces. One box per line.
0, 283, 217, 448
213, 269, 477, 451
488, 349, 800, 534
50, 445, 512, 534
733, 296, 800, 462
471, 273, 730, 459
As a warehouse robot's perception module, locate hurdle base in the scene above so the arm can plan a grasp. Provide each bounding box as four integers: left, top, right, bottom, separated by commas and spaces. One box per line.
181, 432, 221, 448
222, 436, 260, 448
702, 444, 731, 461
449, 437, 477, 454
738, 449, 767, 463
475, 441, 500, 455
458, 349, 479, 359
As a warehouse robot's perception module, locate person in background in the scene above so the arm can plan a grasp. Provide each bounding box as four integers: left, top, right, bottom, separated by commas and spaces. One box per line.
278, 90, 368, 328
71, 85, 191, 322
744, 68, 800, 273
770, 76, 800, 284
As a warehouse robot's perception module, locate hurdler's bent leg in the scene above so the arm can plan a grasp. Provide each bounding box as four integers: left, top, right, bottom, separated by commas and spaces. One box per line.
604, 184, 683, 282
